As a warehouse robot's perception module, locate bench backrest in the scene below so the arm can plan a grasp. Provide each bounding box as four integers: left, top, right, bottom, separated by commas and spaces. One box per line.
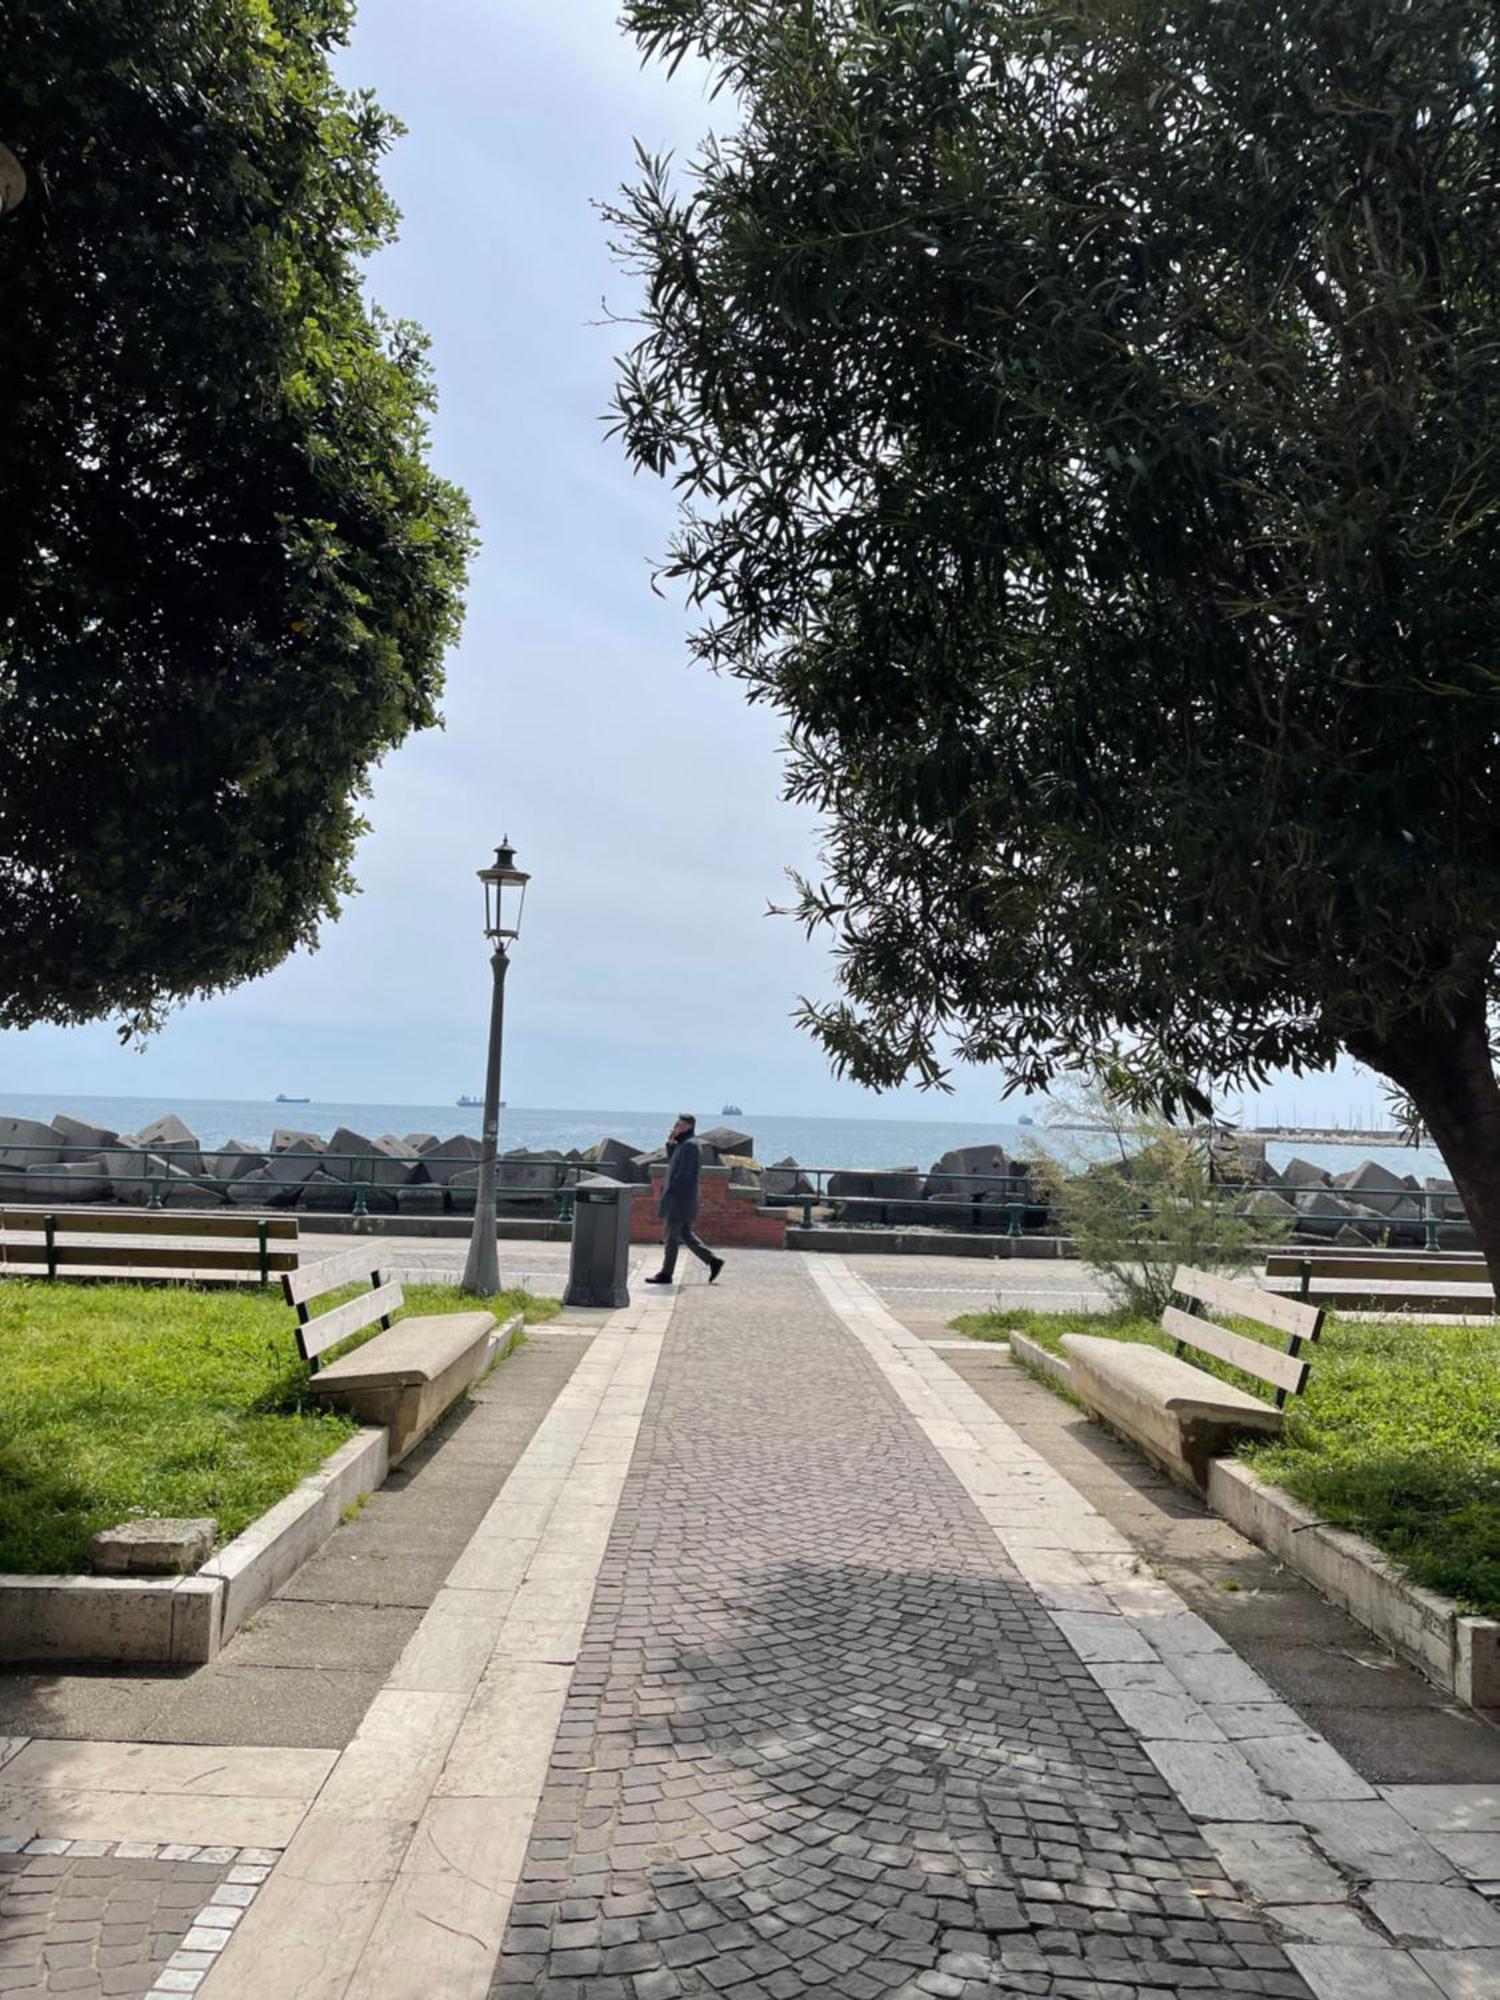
1265, 1252, 1487, 1285
1167, 1265, 1324, 1409
283, 1244, 403, 1369
0, 1207, 299, 1284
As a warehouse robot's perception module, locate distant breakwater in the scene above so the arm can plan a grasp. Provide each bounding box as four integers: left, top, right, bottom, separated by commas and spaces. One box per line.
0, 1107, 1473, 1247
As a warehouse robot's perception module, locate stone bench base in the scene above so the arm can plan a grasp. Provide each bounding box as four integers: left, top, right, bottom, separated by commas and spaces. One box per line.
1060, 1334, 1283, 1491
310, 1310, 496, 1463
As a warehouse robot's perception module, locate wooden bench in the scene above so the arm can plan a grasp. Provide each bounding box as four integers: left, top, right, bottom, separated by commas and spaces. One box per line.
285, 1246, 499, 1464
1061, 1266, 1324, 1491
1264, 1251, 1493, 1316
1, 1207, 299, 1285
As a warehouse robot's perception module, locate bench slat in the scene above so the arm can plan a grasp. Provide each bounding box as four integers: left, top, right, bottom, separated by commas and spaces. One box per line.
284, 1244, 390, 1309
1161, 1306, 1310, 1397
1174, 1265, 1322, 1342
0, 1208, 298, 1241
1265, 1254, 1486, 1284
0, 1243, 298, 1274
298, 1280, 404, 1364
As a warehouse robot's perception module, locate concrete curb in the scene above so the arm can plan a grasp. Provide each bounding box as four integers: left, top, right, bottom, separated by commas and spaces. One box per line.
1009, 1329, 1075, 1393
788, 1227, 1079, 1258
0, 1314, 527, 1667
202, 1427, 391, 1649
999, 1331, 1500, 1713
1208, 1459, 1500, 1710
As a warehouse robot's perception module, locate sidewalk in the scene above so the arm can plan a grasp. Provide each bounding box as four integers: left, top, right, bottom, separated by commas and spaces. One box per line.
1, 1249, 1496, 2000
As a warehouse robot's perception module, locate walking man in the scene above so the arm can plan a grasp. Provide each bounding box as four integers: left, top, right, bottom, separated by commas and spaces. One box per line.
646, 1113, 724, 1286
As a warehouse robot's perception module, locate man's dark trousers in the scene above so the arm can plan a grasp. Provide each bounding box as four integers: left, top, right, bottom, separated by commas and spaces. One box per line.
660, 1220, 715, 1279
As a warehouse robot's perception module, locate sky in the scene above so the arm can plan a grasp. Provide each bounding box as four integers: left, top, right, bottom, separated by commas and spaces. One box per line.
0, 1, 1382, 1126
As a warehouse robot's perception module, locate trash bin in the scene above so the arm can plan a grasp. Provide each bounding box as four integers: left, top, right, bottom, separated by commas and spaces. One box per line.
563, 1174, 635, 1309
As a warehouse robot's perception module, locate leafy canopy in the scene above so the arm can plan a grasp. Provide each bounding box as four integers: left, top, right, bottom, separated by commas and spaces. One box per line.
611, 0, 1500, 1108
0, 0, 475, 1031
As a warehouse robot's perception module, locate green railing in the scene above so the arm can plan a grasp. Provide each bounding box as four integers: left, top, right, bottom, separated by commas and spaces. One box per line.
0, 1142, 1465, 1249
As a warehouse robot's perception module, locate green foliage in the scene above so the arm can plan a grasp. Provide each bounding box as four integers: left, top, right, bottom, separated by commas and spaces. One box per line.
1030, 1087, 1277, 1316
959, 1303, 1500, 1616
0, 1277, 556, 1572
611, 0, 1500, 1118
0, 0, 475, 1032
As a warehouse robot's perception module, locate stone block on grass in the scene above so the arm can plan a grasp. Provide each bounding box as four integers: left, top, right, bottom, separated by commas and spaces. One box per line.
91, 1518, 217, 1577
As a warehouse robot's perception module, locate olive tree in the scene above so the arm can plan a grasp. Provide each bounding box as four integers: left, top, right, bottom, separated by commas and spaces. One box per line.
610, 0, 1500, 1282
0, 0, 474, 1032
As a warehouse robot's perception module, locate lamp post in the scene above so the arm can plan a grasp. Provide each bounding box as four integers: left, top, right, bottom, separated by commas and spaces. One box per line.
460, 838, 530, 1298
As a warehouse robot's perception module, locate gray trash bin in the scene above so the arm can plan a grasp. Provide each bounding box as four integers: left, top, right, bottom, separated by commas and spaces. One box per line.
563, 1174, 635, 1309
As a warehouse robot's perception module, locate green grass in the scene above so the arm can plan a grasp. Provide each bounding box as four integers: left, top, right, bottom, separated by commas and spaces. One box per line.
953, 1303, 1500, 1617
0, 1279, 558, 1575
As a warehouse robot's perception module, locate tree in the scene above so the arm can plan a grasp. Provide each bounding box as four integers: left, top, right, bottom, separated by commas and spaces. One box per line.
610, 0, 1500, 1284
0, 0, 474, 1033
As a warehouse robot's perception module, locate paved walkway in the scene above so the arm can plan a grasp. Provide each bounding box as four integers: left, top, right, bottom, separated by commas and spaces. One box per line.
3, 1249, 1498, 2000
487, 1254, 1303, 1999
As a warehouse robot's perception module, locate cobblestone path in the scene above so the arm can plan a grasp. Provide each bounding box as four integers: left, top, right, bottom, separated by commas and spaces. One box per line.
488, 1259, 1310, 1999
0, 1840, 266, 1998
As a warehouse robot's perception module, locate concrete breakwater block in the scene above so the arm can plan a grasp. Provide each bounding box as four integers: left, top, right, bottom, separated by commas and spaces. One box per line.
0, 1116, 63, 1167
53, 1112, 120, 1157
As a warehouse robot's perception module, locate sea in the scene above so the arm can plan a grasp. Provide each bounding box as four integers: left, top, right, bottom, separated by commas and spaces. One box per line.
0, 1091, 1456, 1182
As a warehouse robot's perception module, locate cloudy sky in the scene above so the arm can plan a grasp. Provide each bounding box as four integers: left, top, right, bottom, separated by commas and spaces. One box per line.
0, 1, 1374, 1126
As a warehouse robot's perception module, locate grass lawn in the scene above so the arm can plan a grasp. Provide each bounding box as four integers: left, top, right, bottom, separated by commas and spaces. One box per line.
0, 1279, 559, 1575
954, 1303, 1500, 1618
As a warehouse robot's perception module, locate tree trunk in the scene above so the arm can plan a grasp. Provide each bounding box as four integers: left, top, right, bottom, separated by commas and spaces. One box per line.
1349, 991, 1500, 1292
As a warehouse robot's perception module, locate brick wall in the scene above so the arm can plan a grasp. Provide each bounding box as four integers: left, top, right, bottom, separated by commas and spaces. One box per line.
629, 1166, 787, 1251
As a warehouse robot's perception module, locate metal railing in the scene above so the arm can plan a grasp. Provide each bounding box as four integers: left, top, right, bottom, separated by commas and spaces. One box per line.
0, 1142, 1469, 1250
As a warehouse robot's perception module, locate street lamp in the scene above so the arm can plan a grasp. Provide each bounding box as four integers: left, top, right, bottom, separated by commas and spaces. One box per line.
460, 839, 530, 1297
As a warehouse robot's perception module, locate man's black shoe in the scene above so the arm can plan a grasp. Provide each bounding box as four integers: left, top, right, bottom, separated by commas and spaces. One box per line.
645, 1272, 673, 1286
708, 1257, 725, 1284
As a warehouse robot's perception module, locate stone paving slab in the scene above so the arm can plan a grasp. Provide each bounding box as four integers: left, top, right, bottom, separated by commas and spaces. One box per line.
932, 1333, 1500, 1789
0, 1838, 276, 1999
487, 1252, 1313, 1999
197, 1281, 679, 2000
810, 1256, 1500, 2000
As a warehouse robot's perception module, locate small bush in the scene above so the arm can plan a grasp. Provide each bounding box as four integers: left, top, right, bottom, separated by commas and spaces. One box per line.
1032, 1085, 1278, 1316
